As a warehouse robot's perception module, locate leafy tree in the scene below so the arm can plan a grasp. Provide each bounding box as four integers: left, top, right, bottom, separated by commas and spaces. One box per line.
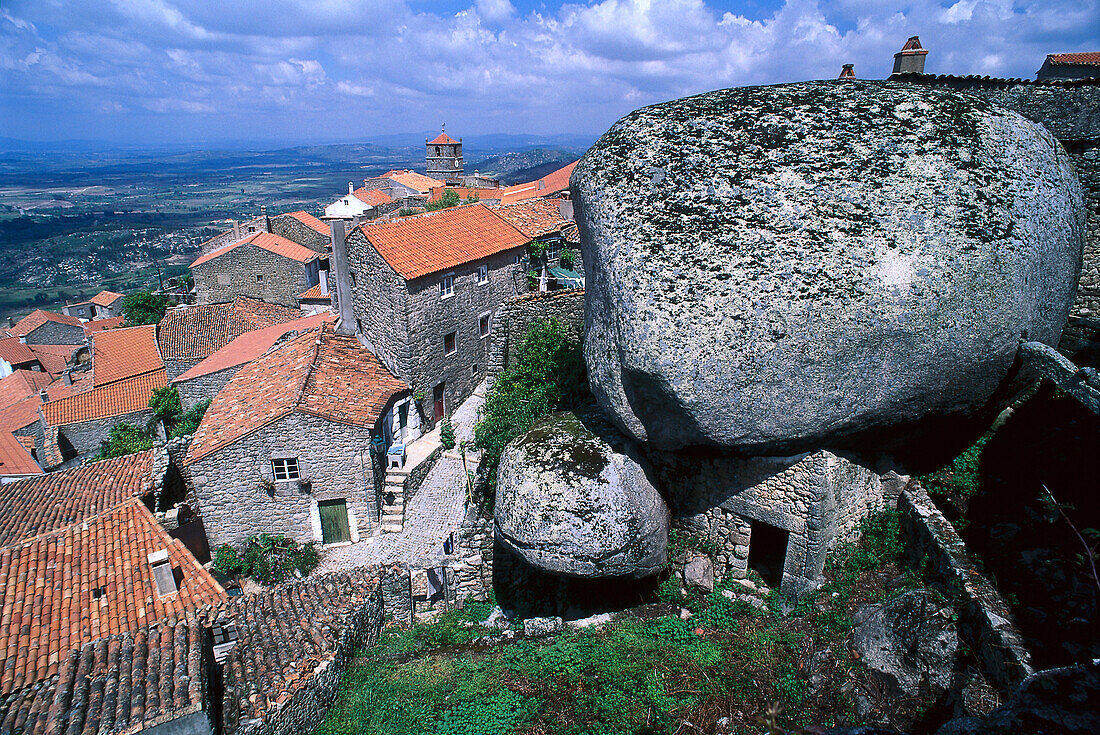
149, 385, 182, 423
97, 423, 155, 459
560, 247, 577, 270
425, 189, 462, 211
171, 397, 210, 438
473, 318, 589, 496
121, 290, 169, 326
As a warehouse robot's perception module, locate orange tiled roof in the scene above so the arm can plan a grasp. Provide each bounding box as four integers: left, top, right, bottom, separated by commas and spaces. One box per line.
1047, 52, 1100, 66
92, 323, 163, 387
191, 231, 320, 268
0, 370, 52, 410
0, 496, 224, 695
83, 315, 125, 334
173, 312, 334, 383
186, 325, 407, 463
378, 169, 444, 194
27, 344, 78, 376
157, 297, 301, 361
490, 197, 572, 239
285, 210, 330, 235
428, 186, 500, 203
298, 283, 329, 300
0, 450, 155, 546
10, 309, 84, 339
428, 131, 459, 145
500, 160, 578, 204
0, 431, 41, 478
0, 396, 42, 435
354, 203, 529, 280
352, 188, 394, 207
42, 369, 165, 426
0, 336, 37, 366
89, 290, 124, 308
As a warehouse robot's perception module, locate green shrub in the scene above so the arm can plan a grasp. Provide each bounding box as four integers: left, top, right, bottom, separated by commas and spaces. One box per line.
149, 385, 182, 422
226, 533, 319, 585
560, 247, 577, 270
919, 435, 988, 500
435, 689, 532, 735
425, 189, 461, 211
121, 290, 169, 326
440, 415, 456, 450
97, 423, 154, 459
212, 543, 242, 575
170, 397, 210, 438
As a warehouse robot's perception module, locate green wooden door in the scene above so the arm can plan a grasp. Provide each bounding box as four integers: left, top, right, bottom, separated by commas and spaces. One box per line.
318, 499, 351, 544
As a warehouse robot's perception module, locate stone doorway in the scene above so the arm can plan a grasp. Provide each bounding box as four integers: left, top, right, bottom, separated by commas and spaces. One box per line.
747, 521, 789, 588
433, 383, 445, 422
319, 499, 352, 545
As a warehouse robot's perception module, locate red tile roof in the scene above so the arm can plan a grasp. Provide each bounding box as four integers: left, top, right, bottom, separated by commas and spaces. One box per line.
0, 370, 52, 410
0, 431, 41, 478
490, 197, 572, 239
428, 186, 501, 203
0, 397, 42, 435
352, 188, 394, 207
173, 312, 334, 383
26, 344, 76, 376
0, 496, 224, 695
500, 160, 578, 204
353, 203, 529, 280
42, 369, 165, 426
298, 283, 330, 301
378, 170, 444, 194
0, 450, 155, 546
92, 324, 163, 387
191, 231, 320, 268
83, 315, 125, 334
157, 297, 301, 361
89, 291, 124, 308
1046, 52, 1100, 66
285, 210, 330, 235
186, 325, 407, 463
10, 310, 84, 339
428, 131, 459, 145
0, 337, 37, 366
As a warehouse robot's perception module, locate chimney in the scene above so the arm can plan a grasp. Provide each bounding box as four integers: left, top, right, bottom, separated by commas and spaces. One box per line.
62, 371, 72, 386
838, 63, 856, 80
319, 269, 330, 296
892, 36, 928, 75
38, 389, 48, 402
349, 181, 355, 195
18, 335, 26, 344
6, 316, 14, 328
148, 549, 178, 595
232, 219, 240, 241
328, 219, 357, 335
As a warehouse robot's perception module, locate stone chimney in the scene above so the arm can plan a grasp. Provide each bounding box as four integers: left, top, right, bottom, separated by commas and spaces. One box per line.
892, 36, 928, 75
232, 219, 240, 241
62, 371, 72, 386
328, 219, 357, 335
261, 205, 270, 231
838, 63, 856, 80
6, 316, 14, 328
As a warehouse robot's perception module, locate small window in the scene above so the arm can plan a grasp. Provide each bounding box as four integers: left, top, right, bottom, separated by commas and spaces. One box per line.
444, 331, 457, 355
471, 363, 479, 376
514, 254, 523, 265
148, 549, 177, 596
248, 225, 256, 232
479, 312, 490, 338
477, 265, 488, 284
356, 318, 363, 333
256, 274, 263, 282
349, 271, 356, 287
272, 457, 300, 482
440, 274, 454, 298
547, 240, 561, 261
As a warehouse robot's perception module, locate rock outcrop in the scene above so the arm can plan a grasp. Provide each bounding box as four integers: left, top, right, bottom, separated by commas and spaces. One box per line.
572, 80, 1085, 455
494, 411, 669, 578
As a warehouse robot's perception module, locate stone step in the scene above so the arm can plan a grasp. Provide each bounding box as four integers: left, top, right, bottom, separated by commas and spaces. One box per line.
381, 522, 404, 533
381, 512, 404, 522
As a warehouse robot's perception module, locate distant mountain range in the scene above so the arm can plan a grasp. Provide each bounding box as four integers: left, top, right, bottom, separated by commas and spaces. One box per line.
468, 149, 582, 185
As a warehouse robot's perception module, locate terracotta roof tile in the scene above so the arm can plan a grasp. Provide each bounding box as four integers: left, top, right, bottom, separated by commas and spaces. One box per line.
428, 186, 500, 203
490, 197, 572, 239
353, 203, 529, 280
0, 396, 42, 435
378, 170, 444, 194
1047, 52, 1100, 66
0, 450, 155, 546
0, 496, 224, 695
427, 131, 459, 145
44, 371, 93, 402
500, 160, 578, 204
173, 313, 334, 383
25, 344, 76, 376
0, 431, 41, 478
298, 283, 329, 301
92, 324, 163, 387
186, 325, 406, 463
0, 370, 52, 411
157, 297, 301, 361
10, 310, 84, 339
83, 315, 125, 334
0, 338, 37, 366
88, 291, 124, 308
42, 369, 165, 426
284, 210, 330, 235
352, 188, 394, 207
191, 231, 319, 268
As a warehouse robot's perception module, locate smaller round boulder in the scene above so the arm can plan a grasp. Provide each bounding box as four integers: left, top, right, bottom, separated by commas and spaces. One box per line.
494, 411, 669, 579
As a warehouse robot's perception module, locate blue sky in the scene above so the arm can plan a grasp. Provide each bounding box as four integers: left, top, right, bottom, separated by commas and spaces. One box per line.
1, 0, 1097, 146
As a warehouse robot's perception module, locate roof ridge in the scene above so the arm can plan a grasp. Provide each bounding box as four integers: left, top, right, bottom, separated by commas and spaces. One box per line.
1, 493, 145, 552
294, 323, 326, 412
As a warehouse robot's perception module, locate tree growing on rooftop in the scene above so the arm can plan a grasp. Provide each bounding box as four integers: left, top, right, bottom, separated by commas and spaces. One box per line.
121, 290, 169, 326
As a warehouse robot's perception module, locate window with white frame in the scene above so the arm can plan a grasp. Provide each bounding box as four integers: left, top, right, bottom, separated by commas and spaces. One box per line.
272, 457, 300, 481
546, 239, 561, 261
444, 331, 457, 355
477, 264, 488, 284
440, 274, 454, 298
478, 312, 491, 338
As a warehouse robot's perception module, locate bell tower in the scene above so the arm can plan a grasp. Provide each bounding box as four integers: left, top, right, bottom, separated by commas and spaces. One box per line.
426, 124, 464, 185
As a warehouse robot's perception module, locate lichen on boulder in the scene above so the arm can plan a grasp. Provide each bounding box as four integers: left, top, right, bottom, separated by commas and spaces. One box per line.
494, 411, 669, 579
572, 80, 1085, 456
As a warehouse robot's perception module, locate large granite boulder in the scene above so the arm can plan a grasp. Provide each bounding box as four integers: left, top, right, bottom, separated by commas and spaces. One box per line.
494, 411, 668, 578
572, 81, 1084, 455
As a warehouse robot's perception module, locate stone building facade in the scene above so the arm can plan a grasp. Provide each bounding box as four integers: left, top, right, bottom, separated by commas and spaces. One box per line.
487, 289, 585, 379
197, 211, 329, 256
8, 310, 86, 346
191, 232, 320, 308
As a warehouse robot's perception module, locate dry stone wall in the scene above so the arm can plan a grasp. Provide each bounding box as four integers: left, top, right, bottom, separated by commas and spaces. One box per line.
58, 408, 155, 461
487, 289, 584, 379
193, 244, 317, 308
24, 321, 85, 346
175, 365, 238, 411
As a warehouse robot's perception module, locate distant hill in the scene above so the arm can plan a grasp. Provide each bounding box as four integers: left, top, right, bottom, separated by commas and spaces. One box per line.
468, 148, 582, 184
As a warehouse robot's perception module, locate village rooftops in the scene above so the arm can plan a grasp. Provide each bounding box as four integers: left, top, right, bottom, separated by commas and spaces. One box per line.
490, 197, 573, 240
0, 370, 51, 411
1044, 52, 1100, 66
173, 312, 334, 383
352, 202, 530, 280
190, 231, 320, 269
23, 344, 77, 377
428, 186, 501, 203
376, 169, 445, 194
89, 291, 124, 308
285, 209, 330, 235
8, 309, 84, 339
352, 187, 395, 207
186, 324, 408, 463
0, 337, 37, 367
82, 315, 125, 334
157, 297, 301, 362
0, 430, 41, 479
91, 323, 163, 387
41, 369, 166, 426
499, 160, 578, 204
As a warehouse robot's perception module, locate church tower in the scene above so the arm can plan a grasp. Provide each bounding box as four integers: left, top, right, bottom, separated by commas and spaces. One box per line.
426, 125, 463, 185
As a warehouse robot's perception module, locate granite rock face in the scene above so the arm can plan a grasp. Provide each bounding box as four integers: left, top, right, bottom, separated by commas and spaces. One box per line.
494, 411, 669, 578
572, 81, 1085, 454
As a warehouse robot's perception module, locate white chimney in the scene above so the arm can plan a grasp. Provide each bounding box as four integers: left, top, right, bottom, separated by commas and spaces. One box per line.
319, 269, 330, 296
349, 181, 355, 195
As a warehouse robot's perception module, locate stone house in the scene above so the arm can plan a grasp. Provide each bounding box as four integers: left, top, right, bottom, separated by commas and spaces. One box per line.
499, 160, 578, 204
0, 429, 42, 482
191, 232, 321, 308
7, 309, 86, 346
157, 297, 301, 381
325, 183, 397, 220
185, 324, 408, 549
490, 198, 581, 288
196, 209, 330, 256
333, 203, 537, 425
62, 290, 125, 320
1036, 52, 1100, 81
0, 335, 41, 376
172, 312, 333, 410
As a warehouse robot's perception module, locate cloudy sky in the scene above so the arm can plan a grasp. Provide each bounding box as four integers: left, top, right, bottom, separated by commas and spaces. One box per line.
1, 0, 1097, 146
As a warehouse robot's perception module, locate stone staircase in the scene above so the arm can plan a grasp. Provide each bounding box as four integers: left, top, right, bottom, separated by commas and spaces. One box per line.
380, 471, 407, 533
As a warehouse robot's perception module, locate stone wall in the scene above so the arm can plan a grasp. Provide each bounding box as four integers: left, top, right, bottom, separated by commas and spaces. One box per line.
269, 215, 330, 254
188, 411, 387, 548
175, 366, 238, 411
343, 228, 409, 382
193, 243, 317, 309
57, 407, 156, 461
487, 289, 585, 379
164, 358, 201, 383
656, 450, 885, 596
897, 479, 1034, 691
24, 320, 86, 346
